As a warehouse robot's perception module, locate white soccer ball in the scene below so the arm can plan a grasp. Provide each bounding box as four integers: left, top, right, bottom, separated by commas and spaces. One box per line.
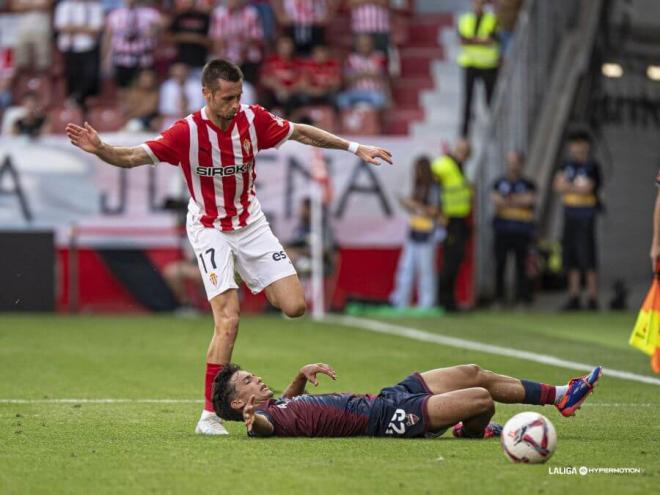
501, 412, 557, 464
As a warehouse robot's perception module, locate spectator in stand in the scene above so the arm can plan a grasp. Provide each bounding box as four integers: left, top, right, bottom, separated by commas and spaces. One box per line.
273, 0, 336, 56
337, 33, 388, 110
11, 91, 50, 138
0, 49, 14, 111
102, 0, 164, 94
10, 0, 53, 75
553, 130, 603, 311
210, 0, 264, 84
490, 151, 537, 307
260, 36, 305, 117
249, 0, 277, 43
159, 62, 205, 122
494, 0, 523, 56
299, 44, 341, 109
168, 0, 211, 74
348, 0, 391, 55
54, 0, 104, 110
121, 69, 160, 132
457, 0, 500, 137
389, 156, 439, 310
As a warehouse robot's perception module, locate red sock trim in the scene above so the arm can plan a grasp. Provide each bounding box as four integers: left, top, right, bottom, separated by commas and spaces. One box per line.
539, 384, 556, 405
205, 363, 224, 413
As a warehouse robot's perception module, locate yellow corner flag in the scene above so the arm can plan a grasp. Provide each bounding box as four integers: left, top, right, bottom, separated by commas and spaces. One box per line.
629, 263, 660, 373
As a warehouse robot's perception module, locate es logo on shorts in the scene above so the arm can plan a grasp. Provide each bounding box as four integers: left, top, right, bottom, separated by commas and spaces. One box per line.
272, 251, 288, 261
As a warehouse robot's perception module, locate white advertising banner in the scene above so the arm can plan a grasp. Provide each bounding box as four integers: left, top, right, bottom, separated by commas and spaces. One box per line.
0, 134, 441, 248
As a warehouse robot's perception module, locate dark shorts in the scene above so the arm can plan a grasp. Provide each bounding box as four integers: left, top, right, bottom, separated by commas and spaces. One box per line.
367, 373, 432, 438
114, 65, 140, 88
562, 215, 597, 271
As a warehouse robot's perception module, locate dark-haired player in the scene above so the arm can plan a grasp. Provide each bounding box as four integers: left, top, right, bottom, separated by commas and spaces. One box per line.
65, 59, 392, 435
212, 362, 602, 438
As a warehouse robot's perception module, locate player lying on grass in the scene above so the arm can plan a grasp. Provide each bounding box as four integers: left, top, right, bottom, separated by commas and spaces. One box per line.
212, 362, 602, 437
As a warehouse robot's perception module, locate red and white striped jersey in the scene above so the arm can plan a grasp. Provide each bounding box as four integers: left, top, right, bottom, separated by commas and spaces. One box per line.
282, 0, 328, 25
351, 3, 390, 34
344, 51, 387, 92
143, 104, 294, 231
210, 5, 263, 64
106, 6, 162, 68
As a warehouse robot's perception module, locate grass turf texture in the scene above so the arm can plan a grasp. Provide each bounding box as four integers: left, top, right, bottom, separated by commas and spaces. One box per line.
1, 312, 658, 495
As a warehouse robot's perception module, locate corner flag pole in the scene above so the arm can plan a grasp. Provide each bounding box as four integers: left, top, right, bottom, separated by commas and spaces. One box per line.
629, 260, 660, 373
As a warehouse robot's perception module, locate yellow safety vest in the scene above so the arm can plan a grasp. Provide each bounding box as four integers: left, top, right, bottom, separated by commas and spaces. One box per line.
457, 12, 500, 69
431, 155, 472, 218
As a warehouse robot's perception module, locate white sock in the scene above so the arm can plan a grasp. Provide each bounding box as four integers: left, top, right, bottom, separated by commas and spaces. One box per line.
554, 385, 568, 404
200, 409, 218, 420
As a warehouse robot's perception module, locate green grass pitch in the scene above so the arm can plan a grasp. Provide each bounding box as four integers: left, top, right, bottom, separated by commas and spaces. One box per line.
1, 312, 658, 494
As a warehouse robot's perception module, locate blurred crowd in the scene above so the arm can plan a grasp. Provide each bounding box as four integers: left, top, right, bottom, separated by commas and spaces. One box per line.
0, 0, 413, 138
3, 0, 603, 314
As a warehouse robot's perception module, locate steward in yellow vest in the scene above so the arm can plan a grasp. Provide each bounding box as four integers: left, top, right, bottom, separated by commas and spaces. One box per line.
431, 139, 472, 311
458, 0, 501, 137
458, 10, 500, 69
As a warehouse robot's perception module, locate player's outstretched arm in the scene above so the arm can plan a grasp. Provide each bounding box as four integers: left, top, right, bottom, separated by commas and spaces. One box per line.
66, 122, 153, 169
244, 395, 274, 437
281, 363, 336, 399
290, 123, 393, 166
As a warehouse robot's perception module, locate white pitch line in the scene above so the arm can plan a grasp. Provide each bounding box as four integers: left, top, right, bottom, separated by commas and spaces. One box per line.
0, 399, 202, 404
328, 315, 660, 387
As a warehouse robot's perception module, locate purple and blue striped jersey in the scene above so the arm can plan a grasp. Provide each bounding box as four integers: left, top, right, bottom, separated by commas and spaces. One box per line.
255, 393, 376, 437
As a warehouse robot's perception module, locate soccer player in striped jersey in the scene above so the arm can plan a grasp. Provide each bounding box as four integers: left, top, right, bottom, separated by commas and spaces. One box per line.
65, 58, 392, 435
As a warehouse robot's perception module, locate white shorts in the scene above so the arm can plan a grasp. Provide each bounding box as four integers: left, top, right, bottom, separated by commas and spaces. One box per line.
186, 214, 297, 300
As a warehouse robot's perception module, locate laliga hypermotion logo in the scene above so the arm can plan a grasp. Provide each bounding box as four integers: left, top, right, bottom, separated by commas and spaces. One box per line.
209, 273, 218, 287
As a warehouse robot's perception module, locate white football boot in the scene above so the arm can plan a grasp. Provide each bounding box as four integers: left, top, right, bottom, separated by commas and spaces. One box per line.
195, 410, 229, 435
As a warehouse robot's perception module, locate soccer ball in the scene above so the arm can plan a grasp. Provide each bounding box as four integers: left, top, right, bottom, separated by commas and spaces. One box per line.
501, 412, 557, 464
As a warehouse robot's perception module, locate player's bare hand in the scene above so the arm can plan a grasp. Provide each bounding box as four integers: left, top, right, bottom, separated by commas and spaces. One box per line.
356, 145, 393, 166
243, 394, 257, 432
66, 121, 102, 154
300, 363, 336, 386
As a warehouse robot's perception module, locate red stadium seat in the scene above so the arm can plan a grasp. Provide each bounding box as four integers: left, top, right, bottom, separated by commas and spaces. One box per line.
340, 107, 381, 135
49, 105, 83, 134
87, 106, 126, 132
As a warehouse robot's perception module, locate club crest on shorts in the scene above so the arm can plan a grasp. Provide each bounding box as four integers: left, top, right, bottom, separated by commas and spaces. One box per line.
209, 273, 218, 286
406, 413, 419, 427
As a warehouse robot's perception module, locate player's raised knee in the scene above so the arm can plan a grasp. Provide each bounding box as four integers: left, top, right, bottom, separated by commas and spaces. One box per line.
460, 364, 482, 378
472, 387, 495, 412
282, 299, 306, 318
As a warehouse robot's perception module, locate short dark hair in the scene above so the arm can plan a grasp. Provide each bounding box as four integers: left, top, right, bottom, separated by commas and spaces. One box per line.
202, 59, 243, 91
212, 363, 244, 421
567, 129, 592, 144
